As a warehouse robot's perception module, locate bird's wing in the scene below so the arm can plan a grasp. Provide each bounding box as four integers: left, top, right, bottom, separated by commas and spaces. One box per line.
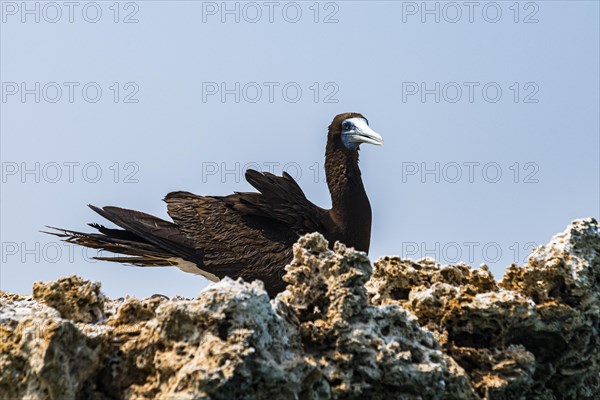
222, 169, 327, 235
164, 191, 296, 287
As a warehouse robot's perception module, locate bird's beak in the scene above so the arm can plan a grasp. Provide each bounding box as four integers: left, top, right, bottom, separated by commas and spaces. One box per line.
350, 124, 383, 146
350, 119, 384, 146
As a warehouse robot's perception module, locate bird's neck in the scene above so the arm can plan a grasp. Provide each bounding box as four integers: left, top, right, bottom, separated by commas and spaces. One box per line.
325, 145, 365, 208
325, 142, 372, 252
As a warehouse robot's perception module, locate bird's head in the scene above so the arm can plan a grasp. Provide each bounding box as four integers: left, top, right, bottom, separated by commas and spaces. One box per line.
328, 112, 384, 151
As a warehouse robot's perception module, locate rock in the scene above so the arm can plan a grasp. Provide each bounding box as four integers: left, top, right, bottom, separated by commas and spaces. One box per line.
0, 293, 106, 399
367, 217, 600, 399
279, 234, 475, 399
32, 275, 107, 323
0, 218, 598, 399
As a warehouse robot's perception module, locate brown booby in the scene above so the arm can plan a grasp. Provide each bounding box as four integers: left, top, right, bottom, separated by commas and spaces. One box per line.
46, 113, 383, 297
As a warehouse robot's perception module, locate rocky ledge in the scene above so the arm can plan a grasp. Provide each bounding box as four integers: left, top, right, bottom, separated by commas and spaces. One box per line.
1, 218, 598, 399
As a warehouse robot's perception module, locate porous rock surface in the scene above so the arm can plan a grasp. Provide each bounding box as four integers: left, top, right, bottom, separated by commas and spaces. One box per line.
367, 217, 599, 399
0, 218, 598, 399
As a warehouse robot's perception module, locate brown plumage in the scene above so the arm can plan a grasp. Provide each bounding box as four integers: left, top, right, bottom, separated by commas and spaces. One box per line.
46, 112, 383, 297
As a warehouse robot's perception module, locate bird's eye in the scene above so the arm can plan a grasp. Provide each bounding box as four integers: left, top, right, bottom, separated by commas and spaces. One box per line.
342, 122, 351, 130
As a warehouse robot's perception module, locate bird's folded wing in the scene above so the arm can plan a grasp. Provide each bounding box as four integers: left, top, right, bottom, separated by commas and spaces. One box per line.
163, 190, 296, 282
223, 169, 327, 235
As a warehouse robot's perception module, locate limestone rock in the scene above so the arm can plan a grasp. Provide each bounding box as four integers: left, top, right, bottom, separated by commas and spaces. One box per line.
0, 218, 598, 399
279, 234, 475, 399
0, 293, 106, 399
32, 275, 106, 323
367, 218, 600, 399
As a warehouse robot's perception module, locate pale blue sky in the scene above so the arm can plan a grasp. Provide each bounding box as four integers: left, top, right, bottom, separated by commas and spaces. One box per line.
1, 1, 599, 297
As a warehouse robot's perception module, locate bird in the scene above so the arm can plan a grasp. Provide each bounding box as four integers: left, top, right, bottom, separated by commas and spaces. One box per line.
45, 113, 383, 297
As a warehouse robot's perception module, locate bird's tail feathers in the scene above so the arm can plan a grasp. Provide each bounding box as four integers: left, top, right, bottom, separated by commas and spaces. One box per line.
43, 225, 177, 267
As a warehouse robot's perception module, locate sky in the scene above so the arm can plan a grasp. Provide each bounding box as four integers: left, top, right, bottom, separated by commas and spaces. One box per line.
1, 0, 599, 298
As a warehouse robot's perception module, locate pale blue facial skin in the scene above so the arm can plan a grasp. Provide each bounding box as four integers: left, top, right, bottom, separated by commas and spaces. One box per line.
341, 118, 384, 150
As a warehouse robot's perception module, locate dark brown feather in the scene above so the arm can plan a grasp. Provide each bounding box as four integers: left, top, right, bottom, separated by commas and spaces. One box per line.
43, 225, 177, 266
223, 170, 327, 235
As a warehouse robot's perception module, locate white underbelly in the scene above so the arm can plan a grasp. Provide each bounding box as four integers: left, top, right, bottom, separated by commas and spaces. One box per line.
168, 257, 219, 282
